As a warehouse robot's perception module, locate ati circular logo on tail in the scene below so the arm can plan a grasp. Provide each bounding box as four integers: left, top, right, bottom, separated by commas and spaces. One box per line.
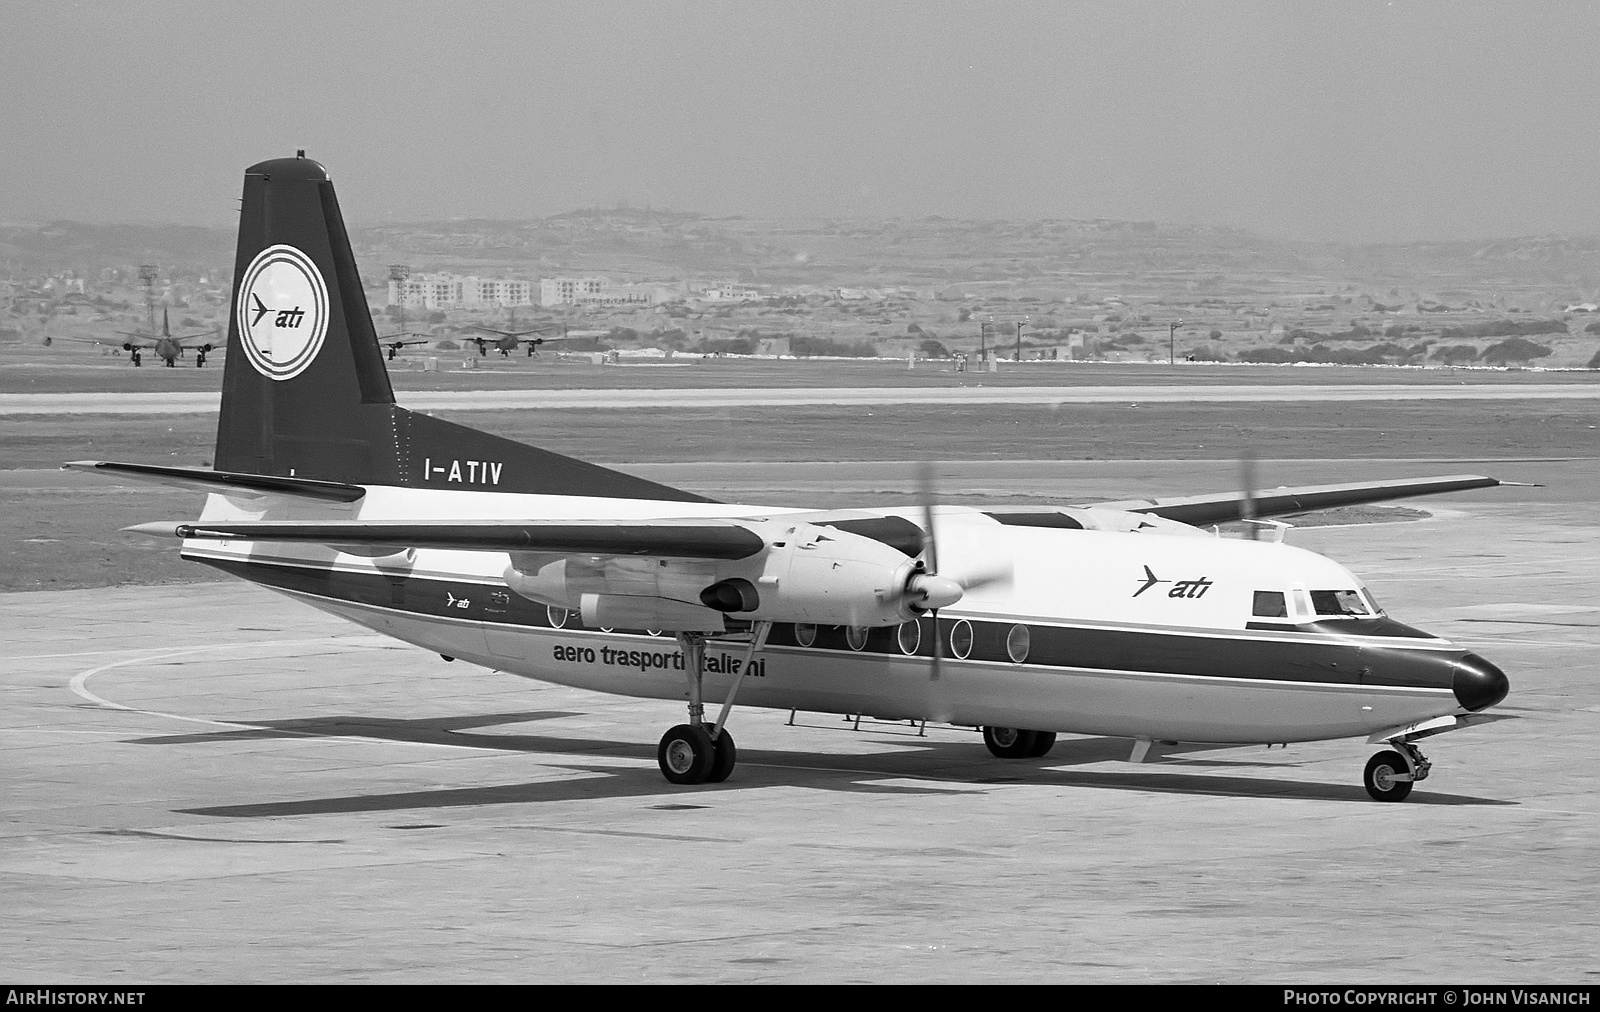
236, 244, 330, 381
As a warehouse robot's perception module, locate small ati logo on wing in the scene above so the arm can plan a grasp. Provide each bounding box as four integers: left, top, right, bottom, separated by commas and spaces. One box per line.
235, 244, 329, 381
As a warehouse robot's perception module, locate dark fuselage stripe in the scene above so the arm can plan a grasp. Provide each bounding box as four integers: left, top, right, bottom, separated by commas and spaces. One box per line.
198, 556, 1462, 693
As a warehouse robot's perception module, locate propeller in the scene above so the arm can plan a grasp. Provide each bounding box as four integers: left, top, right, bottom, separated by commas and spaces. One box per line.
1239, 449, 1259, 540
908, 462, 1012, 678
1241, 448, 1254, 541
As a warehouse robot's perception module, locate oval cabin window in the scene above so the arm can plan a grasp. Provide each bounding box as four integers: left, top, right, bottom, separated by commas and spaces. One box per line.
547, 605, 569, 629
897, 620, 921, 655
949, 619, 974, 660
1006, 623, 1031, 664
794, 623, 817, 647
845, 625, 869, 651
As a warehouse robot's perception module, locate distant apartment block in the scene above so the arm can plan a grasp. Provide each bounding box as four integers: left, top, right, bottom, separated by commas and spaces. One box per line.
540, 277, 672, 307
699, 284, 761, 302
389, 273, 533, 310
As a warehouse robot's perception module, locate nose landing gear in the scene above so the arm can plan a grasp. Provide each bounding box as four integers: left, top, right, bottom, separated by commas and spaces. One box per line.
1364, 740, 1431, 802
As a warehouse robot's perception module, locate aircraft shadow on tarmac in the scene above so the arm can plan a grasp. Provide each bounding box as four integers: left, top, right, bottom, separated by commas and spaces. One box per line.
127, 710, 1515, 816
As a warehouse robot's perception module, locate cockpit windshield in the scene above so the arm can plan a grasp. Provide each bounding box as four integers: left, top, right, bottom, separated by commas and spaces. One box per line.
1310, 589, 1376, 618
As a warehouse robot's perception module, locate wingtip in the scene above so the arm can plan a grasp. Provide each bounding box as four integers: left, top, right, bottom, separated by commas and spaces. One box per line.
122, 521, 184, 539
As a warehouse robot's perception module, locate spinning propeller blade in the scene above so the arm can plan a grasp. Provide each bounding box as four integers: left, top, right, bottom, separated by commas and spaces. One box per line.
917, 462, 943, 679
1240, 449, 1259, 540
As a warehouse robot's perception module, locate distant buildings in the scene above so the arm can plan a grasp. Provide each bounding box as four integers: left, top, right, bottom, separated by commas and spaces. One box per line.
384, 271, 698, 310
540, 277, 676, 307
41, 275, 86, 295
699, 284, 761, 303
389, 272, 533, 309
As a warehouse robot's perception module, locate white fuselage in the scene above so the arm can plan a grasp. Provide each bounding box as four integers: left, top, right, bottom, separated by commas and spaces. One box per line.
183, 485, 1473, 744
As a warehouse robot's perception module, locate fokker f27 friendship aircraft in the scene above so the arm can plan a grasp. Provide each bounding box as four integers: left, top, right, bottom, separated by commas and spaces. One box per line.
74, 155, 1512, 801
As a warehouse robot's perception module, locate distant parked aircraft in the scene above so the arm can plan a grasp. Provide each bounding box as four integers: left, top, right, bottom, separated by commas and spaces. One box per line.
469, 310, 574, 356
48, 308, 219, 367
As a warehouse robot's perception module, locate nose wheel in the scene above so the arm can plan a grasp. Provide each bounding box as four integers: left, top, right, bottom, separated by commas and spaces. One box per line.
1364, 741, 1430, 802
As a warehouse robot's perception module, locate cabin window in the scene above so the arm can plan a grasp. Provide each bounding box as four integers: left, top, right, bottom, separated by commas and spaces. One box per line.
547, 605, 570, 628
794, 623, 817, 647
1252, 591, 1288, 618
949, 619, 974, 659
897, 620, 921, 655
845, 625, 869, 651
1310, 590, 1374, 618
1006, 623, 1031, 664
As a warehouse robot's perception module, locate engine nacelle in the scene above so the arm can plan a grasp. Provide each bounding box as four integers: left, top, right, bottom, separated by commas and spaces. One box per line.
504, 556, 726, 631
578, 593, 724, 633
505, 555, 719, 607
502, 518, 948, 632
728, 520, 931, 627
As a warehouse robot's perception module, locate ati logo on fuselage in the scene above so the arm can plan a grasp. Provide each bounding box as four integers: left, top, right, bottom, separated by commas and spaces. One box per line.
423, 457, 503, 485
1134, 565, 1214, 599
235, 244, 330, 382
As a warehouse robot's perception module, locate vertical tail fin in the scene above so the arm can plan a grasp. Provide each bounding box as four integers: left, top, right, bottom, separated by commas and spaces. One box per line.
214, 154, 396, 479
213, 153, 705, 503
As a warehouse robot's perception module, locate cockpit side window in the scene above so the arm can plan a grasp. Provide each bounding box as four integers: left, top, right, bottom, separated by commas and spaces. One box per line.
1310, 589, 1373, 618
1252, 590, 1288, 618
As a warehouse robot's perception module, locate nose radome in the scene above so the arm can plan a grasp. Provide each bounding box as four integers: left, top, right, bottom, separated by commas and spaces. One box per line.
1453, 653, 1510, 711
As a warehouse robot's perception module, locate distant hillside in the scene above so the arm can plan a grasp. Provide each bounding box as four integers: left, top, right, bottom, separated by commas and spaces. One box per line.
0, 221, 234, 274
5, 212, 1599, 295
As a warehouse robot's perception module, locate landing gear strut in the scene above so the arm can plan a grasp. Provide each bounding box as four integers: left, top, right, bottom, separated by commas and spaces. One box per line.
656, 622, 770, 785
1364, 740, 1431, 802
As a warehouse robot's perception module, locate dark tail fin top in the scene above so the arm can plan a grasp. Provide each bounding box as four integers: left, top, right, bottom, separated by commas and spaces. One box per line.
213, 154, 706, 504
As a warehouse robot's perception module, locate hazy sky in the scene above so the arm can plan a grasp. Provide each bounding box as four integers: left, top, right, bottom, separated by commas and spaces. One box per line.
3, 0, 1597, 241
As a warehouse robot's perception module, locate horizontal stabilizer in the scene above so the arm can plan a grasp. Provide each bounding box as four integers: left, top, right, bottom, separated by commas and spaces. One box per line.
1092, 474, 1502, 527
163, 519, 767, 559
65, 461, 366, 503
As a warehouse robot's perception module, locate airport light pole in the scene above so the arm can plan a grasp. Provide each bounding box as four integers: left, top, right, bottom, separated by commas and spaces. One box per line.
1015, 316, 1030, 361
1169, 319, 1183, 365
388, 264, 411, 334
978, 320, 989, 364
139, 264, 159, 336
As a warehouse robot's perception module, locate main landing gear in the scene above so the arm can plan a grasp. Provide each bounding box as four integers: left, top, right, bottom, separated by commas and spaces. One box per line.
657, 622, 772, 785
982, 725, 1057, 759
1364, 740, 1431, 802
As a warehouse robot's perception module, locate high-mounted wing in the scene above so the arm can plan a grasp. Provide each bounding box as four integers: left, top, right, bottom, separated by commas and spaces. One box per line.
469, 325, 544, 339
138, 518, 766, 559
65, 461, 366, 503
114, 328, 217, 347
45, 336, 124, 349
1090, 474, 1505, 527
137, 514, 954, 629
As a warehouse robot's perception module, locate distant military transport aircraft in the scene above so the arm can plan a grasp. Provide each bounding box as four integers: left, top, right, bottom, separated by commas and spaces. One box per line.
74, 154, 1511, 799
470, 310, 575, 357
50, 308, 219, 367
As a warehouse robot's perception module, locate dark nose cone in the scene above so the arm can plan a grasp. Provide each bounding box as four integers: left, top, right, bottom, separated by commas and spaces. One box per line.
1453, 653, 1509, 711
